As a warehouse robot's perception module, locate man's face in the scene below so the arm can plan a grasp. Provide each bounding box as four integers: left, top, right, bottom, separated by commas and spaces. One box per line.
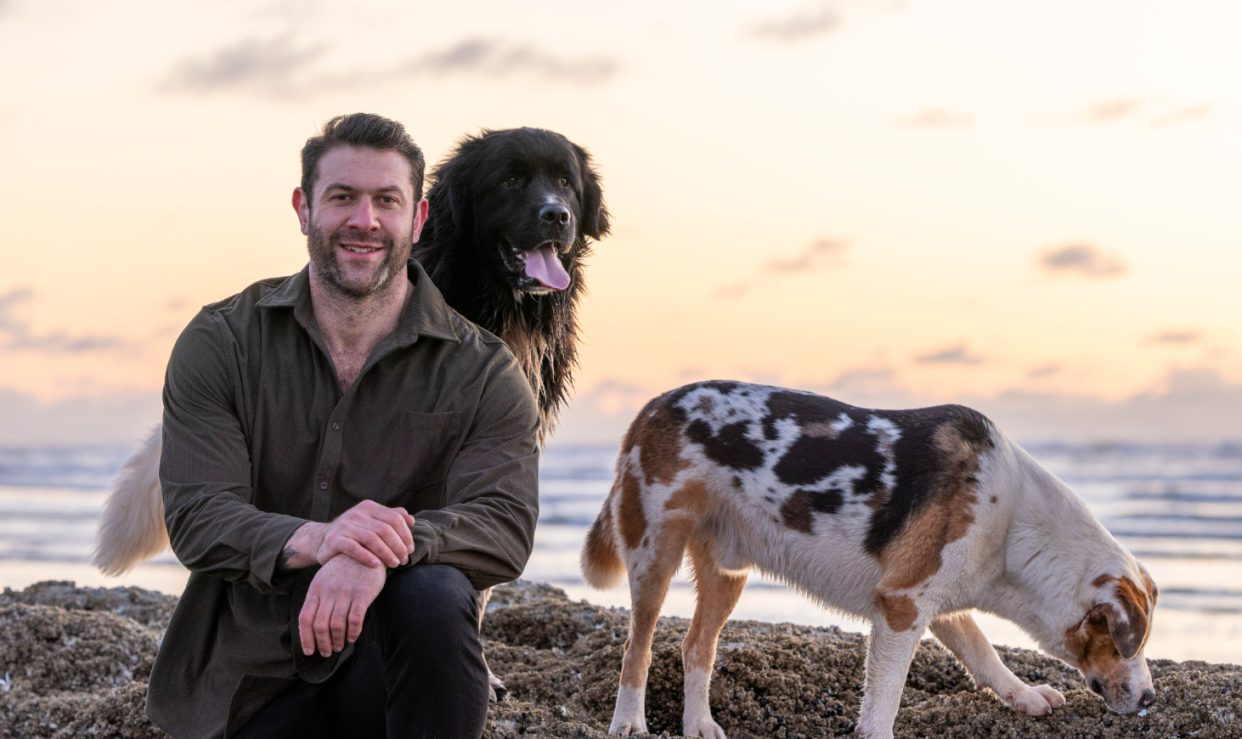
294, 145, 428, 299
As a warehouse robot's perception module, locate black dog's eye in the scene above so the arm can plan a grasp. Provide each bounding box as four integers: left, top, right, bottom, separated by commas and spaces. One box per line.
502, 176, 518, 188
558, 177, 569, 187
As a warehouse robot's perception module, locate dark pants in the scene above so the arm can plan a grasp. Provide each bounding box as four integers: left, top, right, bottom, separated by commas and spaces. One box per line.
235, 565, 489, 739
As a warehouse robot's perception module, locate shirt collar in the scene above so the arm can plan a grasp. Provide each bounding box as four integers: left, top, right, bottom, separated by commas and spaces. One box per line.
256, 260, 461, 347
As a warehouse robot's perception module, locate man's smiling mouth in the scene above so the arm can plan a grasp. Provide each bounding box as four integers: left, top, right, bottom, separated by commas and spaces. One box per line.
341, 245, 381, 254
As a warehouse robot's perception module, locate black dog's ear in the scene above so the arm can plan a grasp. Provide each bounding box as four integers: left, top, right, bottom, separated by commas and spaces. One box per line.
574, 142, 610, 240
425, 137, 479, 245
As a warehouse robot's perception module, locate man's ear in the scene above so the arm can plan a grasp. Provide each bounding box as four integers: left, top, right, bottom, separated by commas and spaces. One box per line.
1101, 577, 1151, 660
293, 188, 311, 235
574, 142, 610, 240
410, 198, 429, 244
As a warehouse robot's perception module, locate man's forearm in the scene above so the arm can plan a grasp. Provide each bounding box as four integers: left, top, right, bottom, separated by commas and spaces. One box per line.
278, 521, 328, 571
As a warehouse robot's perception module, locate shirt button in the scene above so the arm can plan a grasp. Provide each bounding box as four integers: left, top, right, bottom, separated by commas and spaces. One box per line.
320, 482, 328, 490
332, 423, 339, 431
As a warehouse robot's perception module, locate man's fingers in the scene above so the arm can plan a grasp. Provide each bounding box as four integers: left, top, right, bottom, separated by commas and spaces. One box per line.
368, 508, 413, 555
329, 597, 349, 653
298, 595, 318, 656
380, 508, 416, 551
356, 527, 402, 568
313, 597, 334, 657
347, 598, 367, 644
337, 537, 382, 568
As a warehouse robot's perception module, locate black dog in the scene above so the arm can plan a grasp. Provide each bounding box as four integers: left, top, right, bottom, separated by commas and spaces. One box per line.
413, 127, 610, 699
414, 127, 610, 440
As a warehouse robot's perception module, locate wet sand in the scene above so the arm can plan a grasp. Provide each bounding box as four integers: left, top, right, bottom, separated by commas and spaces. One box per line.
1, 580, 1238, 738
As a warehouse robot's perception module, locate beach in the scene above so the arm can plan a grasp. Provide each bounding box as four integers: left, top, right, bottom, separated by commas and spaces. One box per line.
2, 579, 1239, 738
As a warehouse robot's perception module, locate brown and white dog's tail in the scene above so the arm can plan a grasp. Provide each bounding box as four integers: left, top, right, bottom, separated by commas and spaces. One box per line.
91, 424, 169, 576
580, 482, 625, 589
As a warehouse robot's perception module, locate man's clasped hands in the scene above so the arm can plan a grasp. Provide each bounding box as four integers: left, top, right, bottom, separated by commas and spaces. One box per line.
281, 501, 418, 658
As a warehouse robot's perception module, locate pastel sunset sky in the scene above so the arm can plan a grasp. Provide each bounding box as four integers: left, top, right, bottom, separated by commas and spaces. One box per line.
1, 0, 1239, 444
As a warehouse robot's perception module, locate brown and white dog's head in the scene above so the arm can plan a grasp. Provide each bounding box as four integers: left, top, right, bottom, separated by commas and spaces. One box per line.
1063, 567, 1159, 713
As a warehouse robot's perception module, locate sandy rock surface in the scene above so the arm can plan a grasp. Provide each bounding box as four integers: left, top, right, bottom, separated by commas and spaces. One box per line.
1, 580, 1238, 738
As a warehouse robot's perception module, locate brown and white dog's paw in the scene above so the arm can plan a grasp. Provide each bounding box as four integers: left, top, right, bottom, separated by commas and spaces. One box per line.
487, 673, 508, 702
682, 715, 728, 739
609, 719, 648, 736
999, 683, 1065, 716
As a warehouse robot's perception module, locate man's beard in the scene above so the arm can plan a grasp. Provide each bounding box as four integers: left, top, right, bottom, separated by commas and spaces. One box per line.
307, 222, 412, 299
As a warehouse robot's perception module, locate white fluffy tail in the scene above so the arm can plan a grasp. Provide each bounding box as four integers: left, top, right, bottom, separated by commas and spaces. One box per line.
580, 486, 625, 590
92, 424, 169, 576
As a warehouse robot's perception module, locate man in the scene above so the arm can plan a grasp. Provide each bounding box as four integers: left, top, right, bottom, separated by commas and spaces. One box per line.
146, 114, 540, 739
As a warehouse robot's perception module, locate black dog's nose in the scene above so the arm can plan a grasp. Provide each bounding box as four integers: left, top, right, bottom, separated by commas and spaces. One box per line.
540, 204, 570, 226
1140, 688, 1156, 707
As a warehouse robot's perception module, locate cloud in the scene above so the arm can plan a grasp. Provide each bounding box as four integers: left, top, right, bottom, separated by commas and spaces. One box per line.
718, 238, 847, 299
750, 1, 842, 43
160, 36, 327, 95
895, 108, 973, 129
552, 367, 1242, 447
766, 237, 847, 273
1151, 104, 1214, 129
397, 38, 622, 87
914, 344, 985, 366
1081, 99, 1141, 124
0, 389, 161, 446
1038, 243, 1128, 279
1148, 330, 1202, 345
1073, 100, 1213, 129
162, 36, 622, 96
971, 368, 1242, 444
0, 288, 126, 354
1027, 364, 1062, 379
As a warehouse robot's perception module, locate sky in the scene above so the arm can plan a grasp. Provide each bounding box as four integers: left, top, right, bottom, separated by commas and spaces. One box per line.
0, 0, 1240, 445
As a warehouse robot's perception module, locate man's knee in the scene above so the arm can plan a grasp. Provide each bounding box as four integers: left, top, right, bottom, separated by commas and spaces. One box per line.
373, 565, 479, 640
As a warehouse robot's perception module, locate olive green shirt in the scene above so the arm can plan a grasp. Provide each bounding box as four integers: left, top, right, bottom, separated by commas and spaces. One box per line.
145, 260, 540, 739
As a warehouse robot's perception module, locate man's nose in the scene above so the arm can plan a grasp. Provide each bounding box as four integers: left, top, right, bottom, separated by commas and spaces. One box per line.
540, 204, 570, 227
1140, 688, 1156, 707
347, 199, 381, 230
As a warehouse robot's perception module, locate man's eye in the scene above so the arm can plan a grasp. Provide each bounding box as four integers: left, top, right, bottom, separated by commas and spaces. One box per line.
502, 176, 518, 187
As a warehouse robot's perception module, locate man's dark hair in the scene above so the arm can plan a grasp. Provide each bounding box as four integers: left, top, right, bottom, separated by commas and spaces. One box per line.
301, 113, 426, 204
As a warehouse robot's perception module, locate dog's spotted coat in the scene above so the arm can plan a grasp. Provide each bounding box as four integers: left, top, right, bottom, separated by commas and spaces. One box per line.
583, 381, 1158, 739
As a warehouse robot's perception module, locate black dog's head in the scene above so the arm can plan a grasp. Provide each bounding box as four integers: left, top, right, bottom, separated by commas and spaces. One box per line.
417, 127, 609, 307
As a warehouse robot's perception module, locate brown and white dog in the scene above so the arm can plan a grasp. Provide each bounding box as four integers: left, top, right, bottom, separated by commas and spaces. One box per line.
581, 381, 1158, 739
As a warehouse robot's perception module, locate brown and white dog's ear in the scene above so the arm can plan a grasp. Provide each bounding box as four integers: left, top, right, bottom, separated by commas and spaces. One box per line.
1095, 575, 1151, 660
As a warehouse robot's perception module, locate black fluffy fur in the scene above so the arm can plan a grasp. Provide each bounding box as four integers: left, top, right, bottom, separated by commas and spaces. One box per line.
413, 128, 610, 442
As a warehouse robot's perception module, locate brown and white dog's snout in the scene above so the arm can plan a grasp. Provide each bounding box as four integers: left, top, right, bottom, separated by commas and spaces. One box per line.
1083, 656, 1155, 713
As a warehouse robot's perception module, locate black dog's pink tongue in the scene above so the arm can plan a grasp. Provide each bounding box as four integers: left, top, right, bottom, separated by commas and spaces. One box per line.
524, 245, 571, 290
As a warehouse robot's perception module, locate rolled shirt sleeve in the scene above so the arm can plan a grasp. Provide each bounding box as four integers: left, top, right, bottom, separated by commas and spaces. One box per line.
160, 312, 307, 593
404, 351, 540, 590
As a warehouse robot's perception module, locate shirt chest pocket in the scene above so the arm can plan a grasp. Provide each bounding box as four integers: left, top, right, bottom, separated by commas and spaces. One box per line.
381, 410, 462, 511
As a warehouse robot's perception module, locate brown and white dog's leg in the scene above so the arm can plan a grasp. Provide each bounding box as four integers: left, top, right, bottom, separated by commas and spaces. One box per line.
611, 519, 695, 736
930, 612, 1065, 716
857, 599, 928, 739
680, 536, 747, 739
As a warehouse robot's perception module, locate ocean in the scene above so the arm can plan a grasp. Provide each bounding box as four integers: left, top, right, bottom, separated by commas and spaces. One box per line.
1, 442, 1240, 663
